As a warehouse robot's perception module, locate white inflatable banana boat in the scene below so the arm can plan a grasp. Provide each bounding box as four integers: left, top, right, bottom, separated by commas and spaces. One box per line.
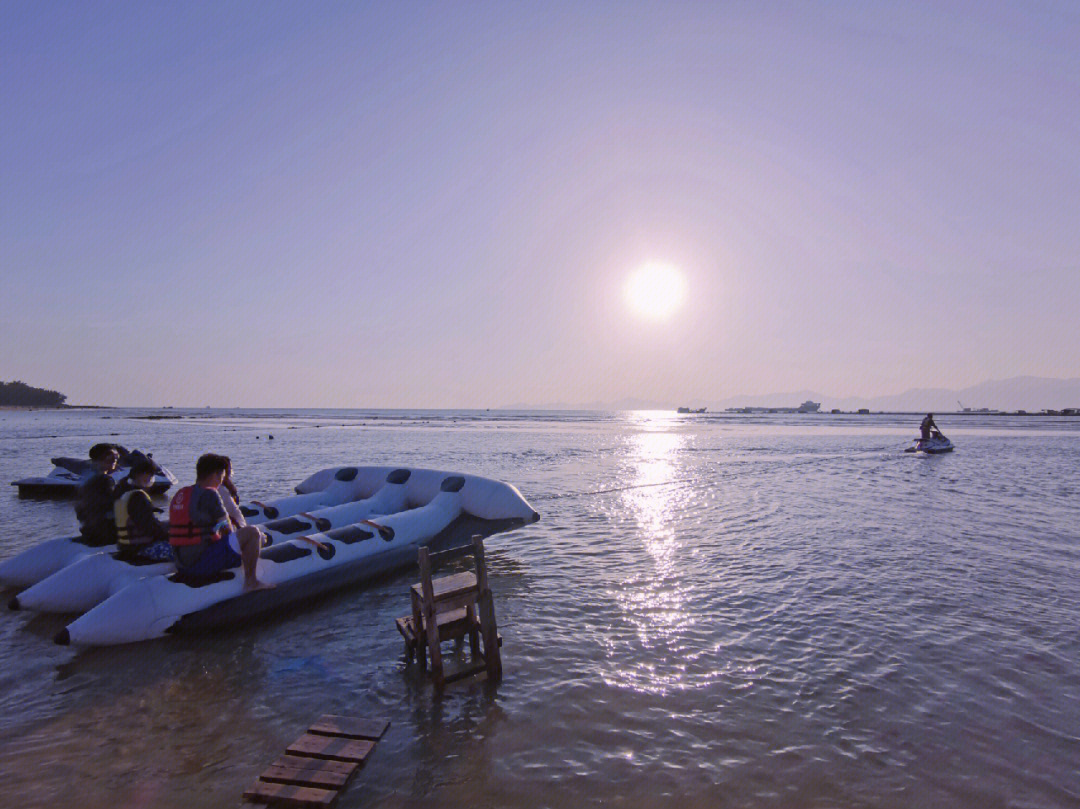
0, 465, 374, 591
14, 468, 415, 614
57, 467, 538, 646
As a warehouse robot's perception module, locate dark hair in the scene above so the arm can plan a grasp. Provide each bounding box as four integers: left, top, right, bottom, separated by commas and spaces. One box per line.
129, 456, 156, 476
195, 453, 228, 480
89, 443, 117, 461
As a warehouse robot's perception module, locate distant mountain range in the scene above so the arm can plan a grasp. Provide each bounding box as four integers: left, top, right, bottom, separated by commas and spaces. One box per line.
500, 376, 1080, 412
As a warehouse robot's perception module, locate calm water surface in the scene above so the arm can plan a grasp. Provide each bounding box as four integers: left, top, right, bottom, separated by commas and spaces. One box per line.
0, 408, 1078, 808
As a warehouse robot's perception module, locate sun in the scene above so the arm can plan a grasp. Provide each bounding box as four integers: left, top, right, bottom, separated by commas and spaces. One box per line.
624, 263, 687, 321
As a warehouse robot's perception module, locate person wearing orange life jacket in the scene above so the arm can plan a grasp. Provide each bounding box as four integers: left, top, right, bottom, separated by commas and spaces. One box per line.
169, 453, 270, 590
114, 456, 172, 562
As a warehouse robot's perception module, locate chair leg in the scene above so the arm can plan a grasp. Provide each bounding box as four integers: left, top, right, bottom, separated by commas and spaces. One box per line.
424, 605, 444, 688
467, 604, 481, 659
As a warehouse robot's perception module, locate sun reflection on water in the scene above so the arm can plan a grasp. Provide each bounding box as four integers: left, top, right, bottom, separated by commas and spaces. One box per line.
601, 413, 724, 695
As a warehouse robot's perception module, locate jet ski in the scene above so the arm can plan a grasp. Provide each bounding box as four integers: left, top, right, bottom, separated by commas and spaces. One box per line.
905, 435, 954, 454
57, 467, 538, 646
12, 447, 177, 498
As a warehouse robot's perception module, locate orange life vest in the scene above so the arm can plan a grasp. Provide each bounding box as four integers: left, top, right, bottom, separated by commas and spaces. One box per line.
168, 485, 227, 549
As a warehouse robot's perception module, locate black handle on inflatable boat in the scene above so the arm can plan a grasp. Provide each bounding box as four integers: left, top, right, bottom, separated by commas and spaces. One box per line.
297, 535, 329, 551
360, 519, 394, 541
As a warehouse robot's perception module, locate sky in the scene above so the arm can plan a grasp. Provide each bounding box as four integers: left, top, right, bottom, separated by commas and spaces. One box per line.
1, 1, 1078, 407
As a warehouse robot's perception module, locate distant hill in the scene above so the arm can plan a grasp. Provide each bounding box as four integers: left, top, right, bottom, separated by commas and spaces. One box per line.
0, 380, 67, 408
500, 376, 1080, 412
746, 376, 1080, 413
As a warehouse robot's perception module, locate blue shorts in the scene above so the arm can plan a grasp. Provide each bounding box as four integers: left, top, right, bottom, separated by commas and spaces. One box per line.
182, 533, 242, 577
136, 539, 175, 562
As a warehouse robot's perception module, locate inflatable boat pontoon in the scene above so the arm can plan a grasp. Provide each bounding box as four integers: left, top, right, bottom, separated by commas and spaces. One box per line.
57, 467, 538, 646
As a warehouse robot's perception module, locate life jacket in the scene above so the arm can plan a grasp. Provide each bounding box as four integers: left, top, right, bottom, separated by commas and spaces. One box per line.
115, 488, 153, 548
168, 485, 227, 550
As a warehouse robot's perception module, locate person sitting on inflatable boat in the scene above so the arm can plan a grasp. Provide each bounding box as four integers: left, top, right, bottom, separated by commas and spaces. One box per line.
169, 454, 271, 591
218, 456, 247, 531
114, 456, 173, 563
75, 443, 121, 546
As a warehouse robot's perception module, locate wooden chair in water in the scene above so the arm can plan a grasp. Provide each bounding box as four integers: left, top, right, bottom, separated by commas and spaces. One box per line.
395, 536, 502, 688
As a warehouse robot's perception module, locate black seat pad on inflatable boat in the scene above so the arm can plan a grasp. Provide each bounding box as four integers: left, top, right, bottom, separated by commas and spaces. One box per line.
112, 552, 168, 567
168, 570, 236, 588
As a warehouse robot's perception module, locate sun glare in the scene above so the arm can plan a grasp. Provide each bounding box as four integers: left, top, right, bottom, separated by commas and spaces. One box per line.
624, 263, 687, 321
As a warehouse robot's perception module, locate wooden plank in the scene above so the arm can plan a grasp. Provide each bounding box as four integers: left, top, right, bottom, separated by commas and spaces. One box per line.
286, 734, 374, 762
395, 616, 417, 644
443, 661, 489, 684
426, 544, 476, 568
243, 779, 338, 807
260, 763, 353, 790
427, 589, 478, 615
411, 571, 477, 601
269, 755, 358, 776
308, 716, 390, 741
419, 548, 444, 688
398, 610, 470, 639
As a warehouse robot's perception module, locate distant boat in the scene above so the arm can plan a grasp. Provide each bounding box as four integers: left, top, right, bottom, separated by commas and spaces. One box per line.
676, 407, 707, 414
797, 400, 821, 413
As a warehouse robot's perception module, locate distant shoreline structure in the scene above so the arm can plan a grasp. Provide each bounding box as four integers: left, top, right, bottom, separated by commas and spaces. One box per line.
726, 400, 821, 415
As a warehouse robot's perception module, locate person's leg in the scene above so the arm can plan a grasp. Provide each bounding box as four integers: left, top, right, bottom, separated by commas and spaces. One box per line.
235, 526, 271, 590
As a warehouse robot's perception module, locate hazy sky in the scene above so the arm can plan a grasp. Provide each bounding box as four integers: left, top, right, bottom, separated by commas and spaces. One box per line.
2, 2, 1078, 407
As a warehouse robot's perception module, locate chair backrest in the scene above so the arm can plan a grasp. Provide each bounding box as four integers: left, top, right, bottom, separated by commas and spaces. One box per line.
417, 535, 490, 610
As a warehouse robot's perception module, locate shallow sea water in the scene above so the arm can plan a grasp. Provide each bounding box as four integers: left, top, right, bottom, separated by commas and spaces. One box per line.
0, 408, 1078, 808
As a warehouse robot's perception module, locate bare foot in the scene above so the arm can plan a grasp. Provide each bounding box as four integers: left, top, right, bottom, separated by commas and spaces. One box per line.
244, 579, 275, 592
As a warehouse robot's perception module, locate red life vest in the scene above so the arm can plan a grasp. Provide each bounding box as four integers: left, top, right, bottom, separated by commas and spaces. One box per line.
168, 485, 227, 549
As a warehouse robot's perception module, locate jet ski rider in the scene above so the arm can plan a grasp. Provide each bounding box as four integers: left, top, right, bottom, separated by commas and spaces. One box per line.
920, 413, 940, 441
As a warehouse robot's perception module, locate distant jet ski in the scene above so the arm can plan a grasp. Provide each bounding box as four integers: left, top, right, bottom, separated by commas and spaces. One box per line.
0, 465, 372, 591
12, 447, 177, 498
57, 467, 539, 647
905, 435, 954, 454
13, 468, 414, 615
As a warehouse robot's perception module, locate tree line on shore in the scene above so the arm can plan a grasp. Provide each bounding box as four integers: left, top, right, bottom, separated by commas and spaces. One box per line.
0, 381, 67, 407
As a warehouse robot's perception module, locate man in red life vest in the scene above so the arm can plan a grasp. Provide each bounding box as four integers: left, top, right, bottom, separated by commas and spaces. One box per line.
169, 453, 270, 590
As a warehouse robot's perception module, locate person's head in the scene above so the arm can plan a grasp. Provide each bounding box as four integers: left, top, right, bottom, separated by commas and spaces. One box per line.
195, 453, 229, 487
926, 413, 933, 419
89, 443, 120, 473
129, 456, 156, 489
221, 455, 233, 480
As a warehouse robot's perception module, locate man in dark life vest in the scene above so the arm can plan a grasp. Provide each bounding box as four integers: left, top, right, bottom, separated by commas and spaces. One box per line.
169, 453, 270, 590
74, 443, 121, 546
113, 456, 172, 562
920, 413, 939, 441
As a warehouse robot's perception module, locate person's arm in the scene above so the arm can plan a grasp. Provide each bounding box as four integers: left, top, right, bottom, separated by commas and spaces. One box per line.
221, 475, 239, 504
219, 485, 247, 528
129, 491, 169, 543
